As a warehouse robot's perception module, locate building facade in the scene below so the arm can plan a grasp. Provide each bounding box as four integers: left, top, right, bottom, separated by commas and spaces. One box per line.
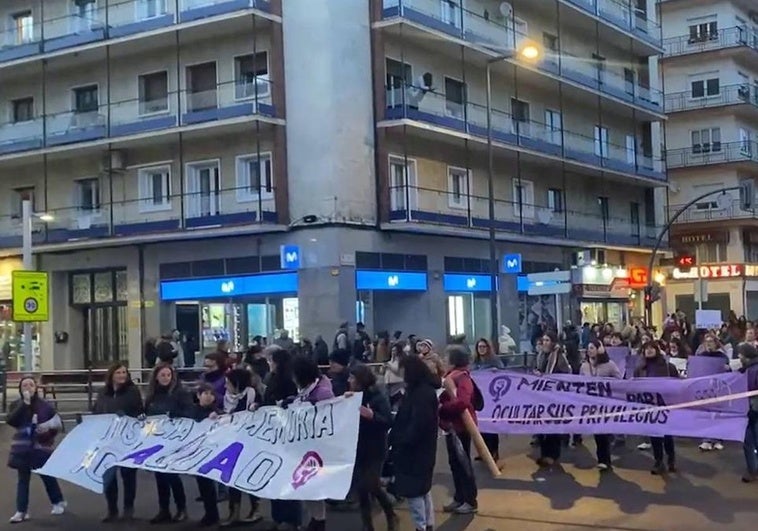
660, 0, 758, 320
0, 0, 666, 371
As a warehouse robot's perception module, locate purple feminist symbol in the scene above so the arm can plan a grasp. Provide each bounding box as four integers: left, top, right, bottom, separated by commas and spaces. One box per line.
488, 374, 512, 403
291, 451, 323, 490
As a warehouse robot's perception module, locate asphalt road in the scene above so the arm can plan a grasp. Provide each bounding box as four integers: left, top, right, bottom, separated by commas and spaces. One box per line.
0, 430, 756, 531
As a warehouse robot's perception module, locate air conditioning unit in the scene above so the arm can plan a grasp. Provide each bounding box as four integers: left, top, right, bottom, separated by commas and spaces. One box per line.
101, 150, 126, 172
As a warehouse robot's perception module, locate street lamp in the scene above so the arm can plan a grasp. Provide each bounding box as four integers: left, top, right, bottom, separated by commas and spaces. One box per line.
485, 42, 542, 347
21, 199, 53, 372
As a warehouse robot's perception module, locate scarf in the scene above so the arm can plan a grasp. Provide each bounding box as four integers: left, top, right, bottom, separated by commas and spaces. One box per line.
223, 387, 256, 414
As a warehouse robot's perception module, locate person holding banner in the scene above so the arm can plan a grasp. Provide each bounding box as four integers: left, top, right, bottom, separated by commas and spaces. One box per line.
190, 383, 221, 526
534, 332, 571, 468
580, 340, 622, 471
737, 342, 758, 483
92, 363, 144, 522
6, 376, 66, 524
634, 342, 680, 475
695, 334, 730, 452
144, 363, 193, 524
472, 338, 504, 461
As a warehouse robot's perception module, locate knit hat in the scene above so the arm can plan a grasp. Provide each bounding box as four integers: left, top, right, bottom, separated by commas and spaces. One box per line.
417, 338, 434, 352
329, 348, 351, 367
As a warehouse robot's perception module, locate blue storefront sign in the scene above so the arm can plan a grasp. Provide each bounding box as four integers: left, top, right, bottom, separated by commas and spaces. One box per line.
503, 253, 523, 274
443, 273, 495, 292
355, 270, 428, 291
517, 275, 562, 292
280, 245, 301, 270
160, 272, 299, 301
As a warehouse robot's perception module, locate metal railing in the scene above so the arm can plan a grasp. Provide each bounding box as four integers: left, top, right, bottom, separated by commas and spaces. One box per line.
666, 141, 758, 169
668, 196, 757, 224
663, 26, 758, 58
665, 83, 758, 113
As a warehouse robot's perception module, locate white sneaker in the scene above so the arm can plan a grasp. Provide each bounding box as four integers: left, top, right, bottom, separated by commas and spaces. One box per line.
713, 441, 724, 451
597, 463, 610, 471
51, 502, 67, 516
699, 442, 713, 452
637, 442, 652, 450
9, 512, 28, 523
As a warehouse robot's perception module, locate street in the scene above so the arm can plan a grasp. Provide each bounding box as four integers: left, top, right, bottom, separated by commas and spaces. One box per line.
1, 429, 755, 531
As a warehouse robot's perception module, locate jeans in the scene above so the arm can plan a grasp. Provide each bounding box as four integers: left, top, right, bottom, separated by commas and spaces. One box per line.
271, 500, 302, 526
651, 436, 675, 464
196, 477, 219, 522
408, 492, 434, 529
482, 433, 499, 458
446, 431, 477, 507
744, 415, 758, 476
594, 434, 612, 466
229, 488, 258, 514
355, 459, 395, 531
16, 468, 63, 513
154, 473, 186, 512
539, 434, 562, 461
103, 467, 137, 514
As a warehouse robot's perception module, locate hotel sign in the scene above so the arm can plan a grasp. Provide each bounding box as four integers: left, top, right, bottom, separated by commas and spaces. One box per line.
671, 264, 758, 280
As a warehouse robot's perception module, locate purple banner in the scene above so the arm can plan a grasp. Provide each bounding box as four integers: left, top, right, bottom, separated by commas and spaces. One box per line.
687, 355, 730, 378
474, 371, 749, 441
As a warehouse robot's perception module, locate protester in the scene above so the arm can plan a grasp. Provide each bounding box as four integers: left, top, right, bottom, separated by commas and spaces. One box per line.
417, 338, 445, 381
696, 334, 730, 452
580, 340, 621, 471
243, 345, 270, 382
328, 349, 351, 396
292, 356, 335, 531
634, 341, 679, 475
472, 338, 503, 461
199, 352, 227, 410
534, 332, 571, 467
738, 342, 758, 483
144, 363, 193, 523
384, 341, 406, 410
7, 376, 66, 524
347, 364, 397, 531
439, 346, 479, 514
334, 322, 349, 351
191, 384, 220, 526
389, 356, 439, 531
92, 363, 143, 522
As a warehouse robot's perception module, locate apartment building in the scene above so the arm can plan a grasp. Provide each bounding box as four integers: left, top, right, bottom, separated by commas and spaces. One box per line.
660, 0, 758, 319
0, 0, 665, 371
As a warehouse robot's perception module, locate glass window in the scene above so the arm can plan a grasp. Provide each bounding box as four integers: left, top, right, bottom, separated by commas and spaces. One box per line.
11, 187, 34, 219
73, 85, 99, 113
235, 52, 269, 99
598, 196, 609, 220
72, 274, 92, 304
235, 153, 273, 201
12, 98, 33, 123
138, 165, 171, 211
77, 178, 100, 212
12, 11, 34, 45
94, 272, 114, 303
138, 71, 168, 114
547, 188, 563, 213
116, 270, 128, 301
444, 77, 465, 118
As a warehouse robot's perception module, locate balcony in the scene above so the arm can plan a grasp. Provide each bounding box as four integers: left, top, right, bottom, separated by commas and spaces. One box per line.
0, 78, 276, 157
0, 186, 278, 251
665, 83, 758, 113
0, 0, 273, 65
379, 0, 663, 115
666, 141, 758, 170
387, 185, 659, 248
663, 26, 758, 59
669, 197, 757, 225
382, 84, 666, 182
559, 0, 662, 49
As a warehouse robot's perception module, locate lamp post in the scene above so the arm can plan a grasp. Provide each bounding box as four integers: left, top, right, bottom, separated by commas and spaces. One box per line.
485, 43, 541, 347
21, 199, 53, 372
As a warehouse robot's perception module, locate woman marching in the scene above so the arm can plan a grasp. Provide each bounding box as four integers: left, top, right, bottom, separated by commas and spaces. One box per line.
7, 376, 67, 524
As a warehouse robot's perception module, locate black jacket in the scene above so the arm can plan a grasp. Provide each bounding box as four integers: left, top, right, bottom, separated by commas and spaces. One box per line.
389, 379, 439, 498
191, 403, 220, 422
329, 368, 350, 397
262, 374, 298, 406
92, 381, 144, 416
356, 387, 392, 465
144, 384, 193, 417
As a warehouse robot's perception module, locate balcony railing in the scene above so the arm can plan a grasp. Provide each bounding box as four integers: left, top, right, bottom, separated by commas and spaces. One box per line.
0, 78, 275, 157
384, 83, 666, 181
559, 0, 662, 48
381, 0, 662, 113
0, 186, 278, 250
665, 83, 758, 113
0, 0, 273, 65
666, 141, 758, 169
387, 184, 660, 247
663, 26, 758, 58
669, 197, 756, 224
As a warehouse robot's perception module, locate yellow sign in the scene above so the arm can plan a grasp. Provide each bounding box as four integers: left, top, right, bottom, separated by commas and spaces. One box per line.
12, 271, 49, 322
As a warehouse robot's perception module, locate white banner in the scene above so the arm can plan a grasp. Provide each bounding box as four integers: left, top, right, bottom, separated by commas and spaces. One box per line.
37, 394, 361, 501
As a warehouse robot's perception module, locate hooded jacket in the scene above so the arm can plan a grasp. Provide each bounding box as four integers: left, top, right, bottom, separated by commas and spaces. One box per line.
93, 380, 144, 417
7, 395, 61, 470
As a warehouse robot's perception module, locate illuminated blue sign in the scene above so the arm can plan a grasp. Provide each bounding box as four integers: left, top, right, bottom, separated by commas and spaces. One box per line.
160, 272, 298, 301
503, 253, 522, 274
355, 270, 427, 291
517, 275, 562, 293
280, 245, 301, 270
443, 273, 495, 292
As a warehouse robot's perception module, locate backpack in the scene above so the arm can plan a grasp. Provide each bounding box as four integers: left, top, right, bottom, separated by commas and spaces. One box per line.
453, 373, 485, 412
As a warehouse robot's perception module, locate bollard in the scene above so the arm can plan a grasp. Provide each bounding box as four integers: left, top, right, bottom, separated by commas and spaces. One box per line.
462, 410, 501, 477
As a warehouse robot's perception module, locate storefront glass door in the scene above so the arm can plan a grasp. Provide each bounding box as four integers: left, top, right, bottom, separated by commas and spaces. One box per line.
446, 294, 490, 342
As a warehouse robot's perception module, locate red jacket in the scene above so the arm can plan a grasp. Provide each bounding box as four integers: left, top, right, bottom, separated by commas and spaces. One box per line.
439, 369, 477, 434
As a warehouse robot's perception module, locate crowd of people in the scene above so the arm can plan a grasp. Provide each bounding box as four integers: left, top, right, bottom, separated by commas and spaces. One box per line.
5, 316, 758, 530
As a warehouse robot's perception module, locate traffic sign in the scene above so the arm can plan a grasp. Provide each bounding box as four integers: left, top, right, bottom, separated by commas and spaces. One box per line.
12, 271, 49, 322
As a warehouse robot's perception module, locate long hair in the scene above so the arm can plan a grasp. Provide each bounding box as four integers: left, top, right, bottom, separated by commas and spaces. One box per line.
147, 362, 177, 400
474, 337, 493, 363
105, 362, 131, 393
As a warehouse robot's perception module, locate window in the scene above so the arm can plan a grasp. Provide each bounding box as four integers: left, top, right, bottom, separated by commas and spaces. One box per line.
740, 128, 751, 155
626, 135, 636, 164
630, 202, 640, 233
695, 242, 727, 263
138, 0, 166, 19
547, 188, 563, 213
11, 187, 35, 219
73, 0, 97, 31
138, 71, 168, 114
11, 97, 33, 123
444, 77, 465, 118
688, 21, 718, 43
236, 153, 273, 202
388, 155, 417, 211
186, 62, 217, 112
511, 98, 530, 135
235, 52, 269, 100
693, 183, 723, 211
512, 179, 535, 219
12, 11, 34, 45
644, 188, 656, 227
186, 161, 220, 218
543, 32, 558, 52
690, 78, 719, 98
440, 0, 461, 28
545, 109, 562, 145
598, 196, 609, 221
138, 165, 171, 212
73, 85, 98, 113
77, 178, 100, 212
447, 167, 468, 209
594, 125, 609, 157
691, 127, 721, 153
385, 58, 412, 108
624, 68, 635, 95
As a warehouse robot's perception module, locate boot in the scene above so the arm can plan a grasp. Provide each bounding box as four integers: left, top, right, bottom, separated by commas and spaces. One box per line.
101, 510, 118, 523
172, 509, 187, 523
220, 504, 241, 527
122, 507, 134, 521
149, 510, 172, 524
